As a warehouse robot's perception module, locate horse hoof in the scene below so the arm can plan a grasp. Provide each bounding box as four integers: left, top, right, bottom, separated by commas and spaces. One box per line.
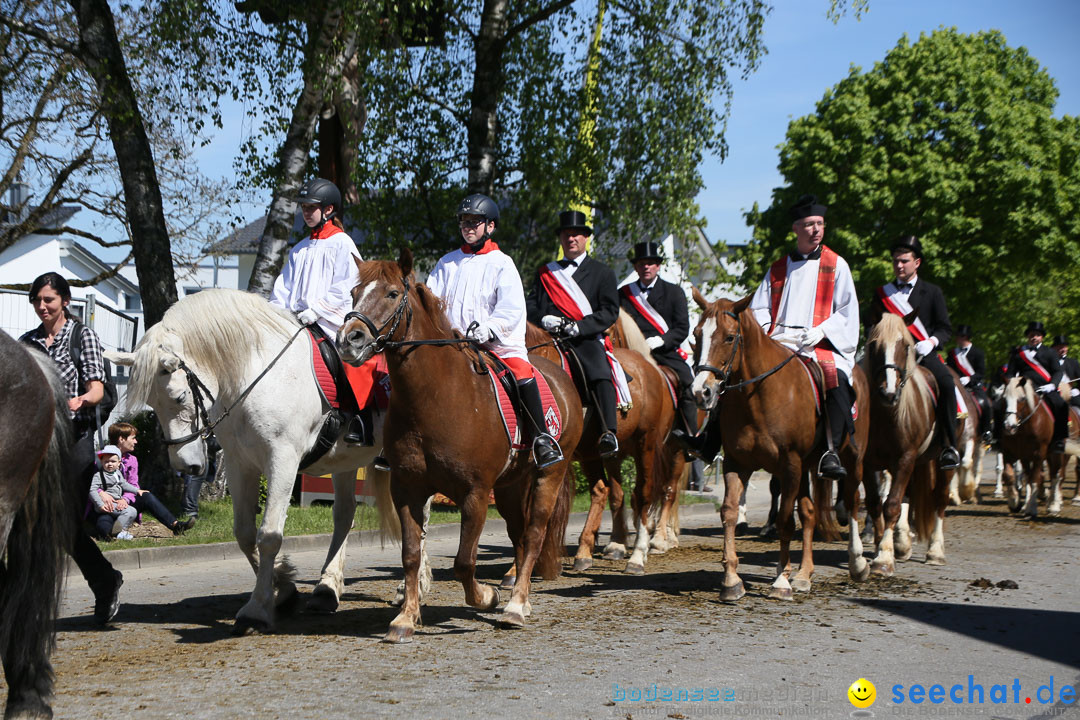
572, 557, 593, 572
759, 525, 777, 539
499, 610, 526, 628
624, 562, 645, 576
648, 543, 667, 555
383, 625, 415, 644
1072, 497, 1080, 506
850, 561, 871, 583
232, 616, 271, 636
925, 555, 946, 566
872, 562, 895, 578
475, 585, 500, 611
306, 585, 340, 614
897, 548, 913, 562
735, 522, 749, 535
603, 548, 625, 561
993, 491, 1005, 499
767, 585, 794, 601
275, 587, 302, 617
719, 581, 745, 603
791, 577, 812, 593
500, 575, 516, 590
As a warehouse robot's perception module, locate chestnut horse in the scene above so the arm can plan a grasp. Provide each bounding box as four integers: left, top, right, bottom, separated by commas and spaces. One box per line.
690, 293, 870, 601
862, 313, 975, 574
337, 251, 583, 642
999, 377, 1080, 518
525, 311, 686, 575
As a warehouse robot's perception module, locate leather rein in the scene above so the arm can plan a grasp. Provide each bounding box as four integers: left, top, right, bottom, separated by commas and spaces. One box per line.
695, 310, 798, 394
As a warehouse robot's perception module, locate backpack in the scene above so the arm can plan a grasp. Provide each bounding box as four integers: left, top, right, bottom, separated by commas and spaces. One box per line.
69, 319, 119, 420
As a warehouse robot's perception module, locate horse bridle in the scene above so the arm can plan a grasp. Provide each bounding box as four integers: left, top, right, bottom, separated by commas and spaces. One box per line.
873, 345, 911, 396
342, 276, 413, 353
161, 325, 307, 446
694, 310, 742, 392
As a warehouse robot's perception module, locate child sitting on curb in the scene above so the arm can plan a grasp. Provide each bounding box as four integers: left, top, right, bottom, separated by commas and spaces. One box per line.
90, 446, 194, 539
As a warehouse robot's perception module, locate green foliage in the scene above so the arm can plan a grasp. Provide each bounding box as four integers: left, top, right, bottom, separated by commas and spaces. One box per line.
739, 29, 1080, 363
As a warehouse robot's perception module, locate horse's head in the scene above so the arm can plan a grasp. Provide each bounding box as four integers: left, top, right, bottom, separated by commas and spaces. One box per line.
108, 339, 211, 476
338, 248, 417, 365
690, 290, 750, 411
864, 307, 919, 406
1001, 375, 1034, 435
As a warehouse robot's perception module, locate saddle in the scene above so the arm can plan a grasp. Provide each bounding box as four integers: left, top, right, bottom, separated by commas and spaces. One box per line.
479, 350, 562, 450
656, 364, 679, 408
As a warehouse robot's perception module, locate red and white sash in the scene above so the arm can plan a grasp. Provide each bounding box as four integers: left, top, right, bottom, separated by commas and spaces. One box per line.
619, 284, 691, 366
539, 262, 633, 407
1019, 348, 1052, 382
875, 283, 930, 342
768, 246, 840, 388
950, 347, 975, 377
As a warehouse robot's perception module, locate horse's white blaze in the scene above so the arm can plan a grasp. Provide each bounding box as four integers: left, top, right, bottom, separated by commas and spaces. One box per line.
354, 281, 379, 311
884, 366, 898, 395
691, 317, 717, 399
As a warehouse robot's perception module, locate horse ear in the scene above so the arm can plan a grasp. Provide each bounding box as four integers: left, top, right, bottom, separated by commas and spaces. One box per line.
868, 298, 884, 328
903, 307, 919, 326
353, 255, 363, 273
731, 294, 753, 316
691, 286, 710, 310
161, 354, 180, 373
106, 350, 134, 367
398, 247, 414, 277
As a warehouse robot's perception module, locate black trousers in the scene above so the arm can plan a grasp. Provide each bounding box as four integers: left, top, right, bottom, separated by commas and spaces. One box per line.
1042, 390, 1069, 444
68, 433, 117, 586
967, 382, 993, 436
825, 369, 855, 448
920, 352, 958, 448
563, 338, 618, 433
656, 356, 699, 435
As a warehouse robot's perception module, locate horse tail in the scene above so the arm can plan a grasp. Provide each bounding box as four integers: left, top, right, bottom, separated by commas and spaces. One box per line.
369, 465, 401, 545
0, 355, 73, 692
535, 466, 573, 580
813, 472, 840, 542
907, 464, 936, 542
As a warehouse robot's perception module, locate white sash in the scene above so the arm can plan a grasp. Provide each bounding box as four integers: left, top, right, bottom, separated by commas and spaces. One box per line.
951, 348, 975, 377
878, 283, 930, 342
1020, 348, 1052, 382
544, 262, 633, 408
621, 282, 668, 333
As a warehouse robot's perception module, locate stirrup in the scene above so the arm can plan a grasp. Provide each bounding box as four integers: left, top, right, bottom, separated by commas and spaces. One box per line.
598, 431, 619, 458
939, 446, 960, 470
372, 455, 391, 472
817, 449, 846, 481
532, 434, 564, 469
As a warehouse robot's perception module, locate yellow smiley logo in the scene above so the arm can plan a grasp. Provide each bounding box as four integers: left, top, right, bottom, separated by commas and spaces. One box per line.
848, 678, 876, 709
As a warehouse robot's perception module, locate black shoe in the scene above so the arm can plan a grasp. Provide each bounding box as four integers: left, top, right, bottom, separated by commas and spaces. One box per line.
372, 455, 391, 472
172, 517, 196, 535
818, 450, 847, 481
671, 428, 705, 459
982, 431, 993, 444
91, 569, 123, 625
532, 434, 564, 469
939, 446, 961, 470
597, 431, 619, 457
344, 414, 368, 445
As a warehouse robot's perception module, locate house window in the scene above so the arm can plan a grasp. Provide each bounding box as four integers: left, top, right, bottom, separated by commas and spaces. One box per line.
124, 295, 141, 311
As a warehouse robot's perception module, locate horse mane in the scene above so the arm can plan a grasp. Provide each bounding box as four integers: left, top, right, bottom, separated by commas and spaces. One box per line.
616, 309, 660, 369
127, 289, 297, 409
1005, 375, 1036, 412
865, 313, 931, 433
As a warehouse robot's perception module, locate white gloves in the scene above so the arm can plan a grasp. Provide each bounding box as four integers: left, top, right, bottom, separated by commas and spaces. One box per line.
799, 326, 825, 349
467, 322, 493, 343
914, 339, 936, 358
1071, 387, 1079, 398
541, 315, 563, 332
958, 376, 970, 386
297, 308, 319, 325
1037, 383, 1055, 394
646, 336, 664, 350
562, 322, 580, 338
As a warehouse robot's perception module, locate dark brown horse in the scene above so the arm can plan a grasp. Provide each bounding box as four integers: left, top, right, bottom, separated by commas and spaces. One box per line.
690, 292, 870, 600
526, 311, 686, 575
862, 312, 973, 574
337, 250, 583, 642
0, 331, 72, 719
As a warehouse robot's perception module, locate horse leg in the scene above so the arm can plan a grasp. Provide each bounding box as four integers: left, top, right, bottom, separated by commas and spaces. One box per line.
650, 481, 677, 554
862, 470, 884, 547
1073, 455, 1080, 505
768, 463, 800, 600
309, 470, 358, 613
1047, 454, 1064, 516
846, 466, 870, 583
993, 451, 1005, 498
572, 459, 608, 571
926, 466, 949, 565
895, 500, 914, 561
2, 645, 54, 720
718, 468, 750, 602
502, 467, 565, 628
495, 480, 527, 590
454, 486, 500, 612
1022, 460, 1041, 519
385, 493, 428, 643
1004, 459, 1021, 511
872, 460, 914, 577
759, 475, 780, 538
234, 459, 297, 634
792, 471, 816, 594
603, 460, 630, 561
626, 442, 657, 575
393, 497, 432, 607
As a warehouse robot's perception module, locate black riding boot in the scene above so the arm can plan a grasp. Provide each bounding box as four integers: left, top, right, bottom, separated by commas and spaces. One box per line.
976, 390, 993, 443
518, 378, 563, 469
820, 384, 852, 481
592, 380, 619, 457
670, 392, 704, 459
937, 388, 960, 470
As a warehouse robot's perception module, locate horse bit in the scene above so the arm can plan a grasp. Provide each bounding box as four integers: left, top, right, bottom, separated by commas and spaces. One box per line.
341, 276, 413, 353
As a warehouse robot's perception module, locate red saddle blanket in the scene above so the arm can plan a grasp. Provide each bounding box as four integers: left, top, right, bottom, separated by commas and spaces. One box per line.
487, 367, 562, 450
310, 332, 390, 411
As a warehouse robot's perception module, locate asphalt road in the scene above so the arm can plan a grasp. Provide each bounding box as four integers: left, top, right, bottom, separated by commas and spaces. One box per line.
17, 465, 1080, 719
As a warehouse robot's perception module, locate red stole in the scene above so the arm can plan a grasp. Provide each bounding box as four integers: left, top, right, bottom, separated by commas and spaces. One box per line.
460, 240, 500, 255
950, 348, 975, 377
768, 246, 839, 388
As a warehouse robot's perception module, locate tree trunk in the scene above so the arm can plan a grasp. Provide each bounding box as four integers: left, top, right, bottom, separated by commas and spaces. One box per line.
69, 0, 177, 328
466, 0, 511, 196
247, 9, 359, 297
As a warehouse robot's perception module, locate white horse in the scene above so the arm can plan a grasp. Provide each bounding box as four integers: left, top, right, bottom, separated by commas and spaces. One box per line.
109, 289, 400, 633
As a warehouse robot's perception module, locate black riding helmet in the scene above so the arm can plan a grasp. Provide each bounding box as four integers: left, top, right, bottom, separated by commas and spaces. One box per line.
458, 193, 499, 224
297, 178, 342, 220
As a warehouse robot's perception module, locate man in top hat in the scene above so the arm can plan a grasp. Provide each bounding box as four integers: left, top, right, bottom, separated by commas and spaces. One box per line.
947, 324, 992, 442
1052, 334, 1080, 409
526, 209, 623, 456
744, 193, 860, 480
619, 241, 700, 451
872, 235, 961, 470
1007, 322, 1069, 452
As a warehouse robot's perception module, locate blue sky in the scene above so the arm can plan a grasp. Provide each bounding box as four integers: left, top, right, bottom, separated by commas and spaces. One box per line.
698, 0, 1080, 247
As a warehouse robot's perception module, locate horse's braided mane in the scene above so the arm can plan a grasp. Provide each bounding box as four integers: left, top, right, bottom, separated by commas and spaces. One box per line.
127, 289, 296, 410
864, 313, 931, 432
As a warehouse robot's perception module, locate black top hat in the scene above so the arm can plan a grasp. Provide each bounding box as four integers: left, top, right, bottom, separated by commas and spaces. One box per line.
1025, 321, 1046, 336
789, 194, 827, 221
629, 241, 665, 264
891, 235, 923, 259
1052, 334, 1069, 347
556, 210, 592, 236
955, 324, 973, 339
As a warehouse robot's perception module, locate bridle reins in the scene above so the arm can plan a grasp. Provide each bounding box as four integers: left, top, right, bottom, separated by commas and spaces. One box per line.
695, 310, 800, 394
